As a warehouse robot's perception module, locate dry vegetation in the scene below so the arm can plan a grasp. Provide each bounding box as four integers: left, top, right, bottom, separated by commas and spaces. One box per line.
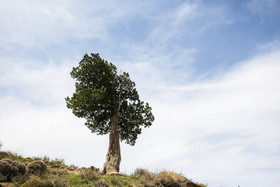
0, 151, 206, 187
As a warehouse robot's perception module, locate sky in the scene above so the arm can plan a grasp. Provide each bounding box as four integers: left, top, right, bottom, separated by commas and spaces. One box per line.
0, 0, 280, 186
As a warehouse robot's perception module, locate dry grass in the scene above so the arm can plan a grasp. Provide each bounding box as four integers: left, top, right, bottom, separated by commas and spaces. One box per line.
154, 171, 187, 187
0, 151, 207, 187
79, 167, 100, 180
20, 176, 54, 187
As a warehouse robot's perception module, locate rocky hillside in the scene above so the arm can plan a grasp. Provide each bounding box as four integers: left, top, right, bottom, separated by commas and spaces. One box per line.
0, 151, 206, 187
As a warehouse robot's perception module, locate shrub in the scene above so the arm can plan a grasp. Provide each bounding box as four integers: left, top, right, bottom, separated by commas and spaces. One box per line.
80, 168, 99, 180
2, 159, 26, 180
133, 168, 155, 181
81, 179, 89, 184
0, 160, 13, 182
0, 151, 16, 160
110, 176, 122, 186
53, 158, 65, 165
95, 179, 109, 187
20, 177, 54, 187
0, 141, 2, 150
27, 160, 47, 175
155, 171, 187, 187
89, 165, 100, 172
0, 159, 26, 181
0, 151, 9, 160
49, 174, 70, 187
42, 155, 51, 163
69, 164, 78, 170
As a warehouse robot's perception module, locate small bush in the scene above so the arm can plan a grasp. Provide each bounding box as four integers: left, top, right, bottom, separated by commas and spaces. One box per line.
42, 155, 51, 163
69, 164, 78, 170
81, 179, 89, 184
49, 174, 70, 187
0, 151, 10, 160
0, 159, 26, 181
32, 156, 43, 160
80, 168, 99, 180
110, 176, 122, 186
27, 160, 47, 175
53, 158, 65, 165
2, 159, 26, 180
95, 179, 109, 187
0, 151, 16, 160
0, 160, 13, 182
20, 177, 54, 187
89, 165, 100, 172
49, 168, 68, 176
133, 168, 155, 181
155, 171, 187, 187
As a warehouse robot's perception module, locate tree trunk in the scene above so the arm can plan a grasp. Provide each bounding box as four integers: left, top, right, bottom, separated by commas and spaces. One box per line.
101, 115, 121, 174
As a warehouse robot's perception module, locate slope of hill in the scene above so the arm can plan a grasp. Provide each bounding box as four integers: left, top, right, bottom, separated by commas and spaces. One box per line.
0, 151, 206, 187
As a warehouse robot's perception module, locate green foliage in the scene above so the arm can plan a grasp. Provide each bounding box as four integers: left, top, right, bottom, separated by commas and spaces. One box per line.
66, 53, 154, 145
89, 165, 100, 172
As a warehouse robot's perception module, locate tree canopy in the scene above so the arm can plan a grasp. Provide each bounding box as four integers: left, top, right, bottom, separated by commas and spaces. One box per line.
66, 53, 154, 146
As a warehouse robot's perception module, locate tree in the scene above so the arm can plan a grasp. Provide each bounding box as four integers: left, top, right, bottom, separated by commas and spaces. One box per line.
65, 53, 154, 174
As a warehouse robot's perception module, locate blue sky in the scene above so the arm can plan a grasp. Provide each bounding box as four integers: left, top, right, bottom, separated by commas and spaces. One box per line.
1, 0, 280, 186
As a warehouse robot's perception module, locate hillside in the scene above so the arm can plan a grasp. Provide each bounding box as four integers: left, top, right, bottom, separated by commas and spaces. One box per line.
0, 151, 206, 187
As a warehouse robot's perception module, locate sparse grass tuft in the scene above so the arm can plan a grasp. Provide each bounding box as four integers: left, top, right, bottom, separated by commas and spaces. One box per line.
20, 176, 54, 187
79, 167, 99, 180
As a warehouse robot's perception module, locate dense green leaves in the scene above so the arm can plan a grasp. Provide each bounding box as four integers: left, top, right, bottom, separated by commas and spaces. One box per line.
66, 53, 154, 145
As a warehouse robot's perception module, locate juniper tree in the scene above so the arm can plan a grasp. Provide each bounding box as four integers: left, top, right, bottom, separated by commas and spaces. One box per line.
65, 53, 154, 174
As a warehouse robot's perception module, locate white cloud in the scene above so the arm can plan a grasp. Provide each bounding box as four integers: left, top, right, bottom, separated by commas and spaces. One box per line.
0, 0, 148, 51
0, 49, 280, 187
120, 50, 280, 186
0, 48, 280, 186
0, 1, 280, 186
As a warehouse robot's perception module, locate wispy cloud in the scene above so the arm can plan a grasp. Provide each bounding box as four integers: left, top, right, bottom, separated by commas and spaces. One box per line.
1, 46, 279, 186
1, 1, 280, 186
120, 50, 280, 186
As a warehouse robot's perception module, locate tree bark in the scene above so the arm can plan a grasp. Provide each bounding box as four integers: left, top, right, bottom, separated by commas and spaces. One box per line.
101, 115, 121, 174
